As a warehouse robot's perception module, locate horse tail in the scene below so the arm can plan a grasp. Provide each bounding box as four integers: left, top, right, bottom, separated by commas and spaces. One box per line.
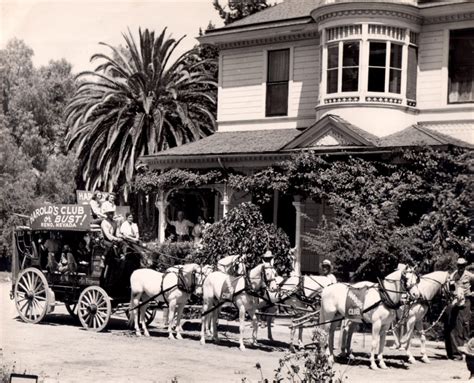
128, 293, 136, 328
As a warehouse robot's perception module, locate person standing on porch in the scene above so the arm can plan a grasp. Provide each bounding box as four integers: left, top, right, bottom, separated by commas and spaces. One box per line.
167, 211, 194, 242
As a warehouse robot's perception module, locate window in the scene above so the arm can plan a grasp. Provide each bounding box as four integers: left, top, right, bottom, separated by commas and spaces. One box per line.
448, 28, 474, 103
368, 42, 403, 93
406, 46, 417, 100
326, 41, 359, 94
266, 49, 290, 116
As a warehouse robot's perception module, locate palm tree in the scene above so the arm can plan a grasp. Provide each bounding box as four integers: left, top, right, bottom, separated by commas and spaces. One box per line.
66, 28, 217, 193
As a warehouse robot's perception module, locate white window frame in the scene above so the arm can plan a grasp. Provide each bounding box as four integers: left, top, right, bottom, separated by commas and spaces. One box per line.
367, 40, 404, 95
262, 46, 294, 118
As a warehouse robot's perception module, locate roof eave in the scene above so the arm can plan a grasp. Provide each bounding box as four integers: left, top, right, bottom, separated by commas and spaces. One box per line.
198, 17, 314, 45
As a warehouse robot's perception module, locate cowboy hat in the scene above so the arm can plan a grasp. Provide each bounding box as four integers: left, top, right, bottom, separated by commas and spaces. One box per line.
322, 259, 332, 268
460, 338, 474, 356
262, 250, 273, 259
457, 258, 468, 266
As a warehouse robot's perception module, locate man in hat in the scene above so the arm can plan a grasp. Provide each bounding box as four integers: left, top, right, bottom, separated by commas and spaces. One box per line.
321, 259, 337, 284
262, 250, 274, 266
444, 257, 474, 360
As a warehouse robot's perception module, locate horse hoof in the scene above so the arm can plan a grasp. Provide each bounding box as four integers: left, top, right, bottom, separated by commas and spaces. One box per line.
407, 357, 416, 364
144, 331, 150, 338
176, 333, 183, 340
421, 356, 430, 364
240, 345, 246, 352
169, 334, 175, 340
135, 331, 141, 337
370, 364, 379, 370
348, 353, 355, 361
379, 361, 388, 370
200, 338, 206, 346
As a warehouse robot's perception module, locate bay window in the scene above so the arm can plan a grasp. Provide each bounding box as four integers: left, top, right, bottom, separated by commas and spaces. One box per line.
266, 49, 290, 116
368, 42, 403, 94
322, 24, 419, 106
326, 41, 360, 94
448, 28, 474, 104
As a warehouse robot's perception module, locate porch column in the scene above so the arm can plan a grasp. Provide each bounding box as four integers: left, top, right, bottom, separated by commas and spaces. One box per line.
155, 190, 170, 243
219, 184, 234, 218
292, 196, 304, 276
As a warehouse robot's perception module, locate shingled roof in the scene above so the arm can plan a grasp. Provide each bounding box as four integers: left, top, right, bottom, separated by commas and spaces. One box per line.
209, 0, 319, 31
149, 128, 301, 157
379, 124, 472, 148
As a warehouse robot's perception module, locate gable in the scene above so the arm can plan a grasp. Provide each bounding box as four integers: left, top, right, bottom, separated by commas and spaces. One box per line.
284, 114, 380, 149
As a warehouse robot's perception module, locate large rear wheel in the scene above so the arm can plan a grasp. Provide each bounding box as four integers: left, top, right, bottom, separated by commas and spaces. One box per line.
77, 286, 111, 332
14, 268, 50, 324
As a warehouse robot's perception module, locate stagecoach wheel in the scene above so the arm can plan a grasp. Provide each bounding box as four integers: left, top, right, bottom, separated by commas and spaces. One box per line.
65, 302, 78, 319
77, 286, 111, 332
125, 306, 157, 326
144, 307, 157, 326
14, 267, 51, 324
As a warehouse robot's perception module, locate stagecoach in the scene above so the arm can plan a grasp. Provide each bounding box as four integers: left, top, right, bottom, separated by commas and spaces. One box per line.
9, 203, 157, 332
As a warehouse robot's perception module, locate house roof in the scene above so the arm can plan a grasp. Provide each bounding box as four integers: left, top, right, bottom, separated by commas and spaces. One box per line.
145, 128, 301, 157
208, 0, 319, 32
379, 124, 472, 148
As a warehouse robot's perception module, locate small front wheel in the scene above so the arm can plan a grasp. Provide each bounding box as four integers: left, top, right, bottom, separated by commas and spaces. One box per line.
77, 286, 111, 332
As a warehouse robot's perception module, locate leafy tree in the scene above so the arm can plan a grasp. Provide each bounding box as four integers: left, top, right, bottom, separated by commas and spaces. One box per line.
66, 28, 217, 194
213, 0, 271, 25
0, 39, 79, 251
198, 202, 292, 274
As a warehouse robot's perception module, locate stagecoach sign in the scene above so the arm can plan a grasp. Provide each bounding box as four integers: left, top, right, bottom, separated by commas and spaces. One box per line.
30, 204, 91, 231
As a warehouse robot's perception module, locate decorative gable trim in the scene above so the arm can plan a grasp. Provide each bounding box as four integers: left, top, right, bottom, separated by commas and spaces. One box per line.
283, 115, 377, 150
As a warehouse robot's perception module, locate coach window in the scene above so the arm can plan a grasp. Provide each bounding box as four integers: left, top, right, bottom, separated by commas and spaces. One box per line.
266, 48, 290, 117
448, 28, 474, 104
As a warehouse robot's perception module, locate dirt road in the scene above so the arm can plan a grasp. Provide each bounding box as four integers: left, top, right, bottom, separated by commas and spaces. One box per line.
0, 277, 468, 382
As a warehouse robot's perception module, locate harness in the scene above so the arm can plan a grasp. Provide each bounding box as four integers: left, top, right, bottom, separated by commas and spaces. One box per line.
201, 264, 276, 317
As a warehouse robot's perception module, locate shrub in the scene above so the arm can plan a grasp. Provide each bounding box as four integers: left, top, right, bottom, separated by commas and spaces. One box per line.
247, 327, 342, 383
198, 202, 292, 275
140, 241, 196, 270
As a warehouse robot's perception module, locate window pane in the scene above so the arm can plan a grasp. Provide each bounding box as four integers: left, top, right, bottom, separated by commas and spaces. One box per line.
406, 46, 417, 100
343, 42, 359, 66
328, 45, 339, 69
368, 68, 385, 92
268, 49, 290, 82
389, 69, 401, 93
342, 68, 358, 92
390, 44, 403, 69
448, 28, 474, 103
369, 42, 387, 67
327, 69, 338, 93
266, 83, 288, 116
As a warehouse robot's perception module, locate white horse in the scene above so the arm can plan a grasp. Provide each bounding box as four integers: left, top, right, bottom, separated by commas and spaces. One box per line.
263, 275, 333, 347
392, 271, 465, 364
200, 262, 278, 351
319, 266, 420, 370
129, 263, 201, 338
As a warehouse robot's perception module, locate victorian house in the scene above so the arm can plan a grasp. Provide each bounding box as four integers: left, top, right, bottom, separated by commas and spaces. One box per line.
140, 0, 473, 273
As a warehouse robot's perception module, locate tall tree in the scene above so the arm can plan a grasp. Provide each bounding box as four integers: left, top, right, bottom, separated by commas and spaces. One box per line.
66, 28, 217, 194
0, 39, 78, 248
213, 0, 271, 25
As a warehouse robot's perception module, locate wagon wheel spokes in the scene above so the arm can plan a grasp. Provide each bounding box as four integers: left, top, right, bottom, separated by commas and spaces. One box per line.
14, 268, 50, 324
77, 286, 111, 332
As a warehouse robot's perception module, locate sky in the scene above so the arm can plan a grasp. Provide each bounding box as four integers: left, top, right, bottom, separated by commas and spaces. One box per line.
0, 0, 224, 73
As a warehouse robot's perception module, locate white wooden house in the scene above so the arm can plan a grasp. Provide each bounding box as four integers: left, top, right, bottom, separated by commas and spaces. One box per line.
141, 0, 473, 273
